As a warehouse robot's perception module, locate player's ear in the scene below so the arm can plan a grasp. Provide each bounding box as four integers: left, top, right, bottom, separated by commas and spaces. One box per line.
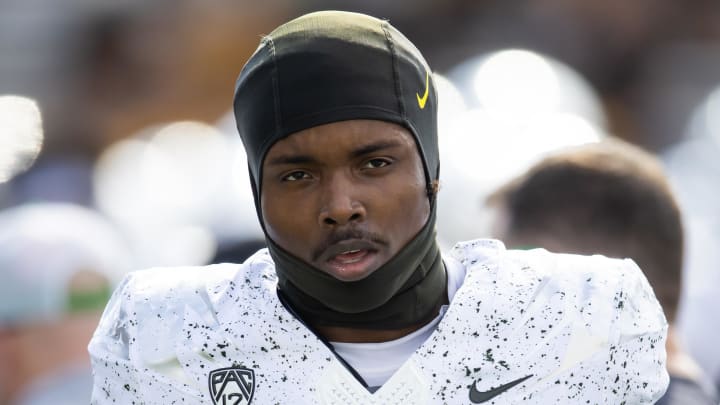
428, 180, 440, 198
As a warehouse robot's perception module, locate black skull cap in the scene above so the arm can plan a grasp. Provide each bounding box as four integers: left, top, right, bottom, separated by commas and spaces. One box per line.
233, 10, 439, 207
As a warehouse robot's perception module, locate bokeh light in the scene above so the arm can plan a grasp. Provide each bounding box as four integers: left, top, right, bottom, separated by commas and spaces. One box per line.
686, 84, 720, 147
450, 49, 607, 129
94, 121, 231, 266
436, 49, 606, 247
473, 50, 560, 117
0, 95, 43, 183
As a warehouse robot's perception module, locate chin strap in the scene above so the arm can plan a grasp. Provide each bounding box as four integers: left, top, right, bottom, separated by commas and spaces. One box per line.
268, 207, 446, 330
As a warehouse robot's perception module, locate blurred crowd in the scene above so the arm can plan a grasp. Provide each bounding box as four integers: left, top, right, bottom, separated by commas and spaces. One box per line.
2, 0, 720, 403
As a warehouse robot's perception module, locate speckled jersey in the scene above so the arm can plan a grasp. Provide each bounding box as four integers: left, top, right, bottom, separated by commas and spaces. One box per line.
89, 239, 668, 404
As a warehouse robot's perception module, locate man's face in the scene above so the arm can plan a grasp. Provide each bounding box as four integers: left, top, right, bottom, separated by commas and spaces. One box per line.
261, 119, 430, 282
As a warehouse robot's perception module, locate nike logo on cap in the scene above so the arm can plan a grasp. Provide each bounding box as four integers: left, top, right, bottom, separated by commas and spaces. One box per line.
416, 69, 429, 109
469, 374, 533, 403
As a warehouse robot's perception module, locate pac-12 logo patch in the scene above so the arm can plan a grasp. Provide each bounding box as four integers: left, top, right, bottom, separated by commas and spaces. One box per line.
208, 366, 255, 405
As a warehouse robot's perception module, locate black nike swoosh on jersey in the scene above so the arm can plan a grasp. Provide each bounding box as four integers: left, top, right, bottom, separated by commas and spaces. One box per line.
469, 374, 533, 403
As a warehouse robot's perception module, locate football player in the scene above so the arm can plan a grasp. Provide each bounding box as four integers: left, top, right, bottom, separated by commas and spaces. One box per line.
89, 11, 668, 404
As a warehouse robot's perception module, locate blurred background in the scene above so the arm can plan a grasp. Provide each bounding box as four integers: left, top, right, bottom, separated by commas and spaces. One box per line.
1, 0, 720, 403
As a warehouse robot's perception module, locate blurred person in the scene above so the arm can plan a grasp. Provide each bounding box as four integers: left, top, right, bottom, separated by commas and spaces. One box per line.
0, 203, 133, 405
488, 139, 719, 404
90, 11, 668, 404
663, 100, 720, 391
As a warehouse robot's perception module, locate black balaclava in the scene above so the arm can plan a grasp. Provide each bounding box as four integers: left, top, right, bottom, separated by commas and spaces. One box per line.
233, 11, 444, 330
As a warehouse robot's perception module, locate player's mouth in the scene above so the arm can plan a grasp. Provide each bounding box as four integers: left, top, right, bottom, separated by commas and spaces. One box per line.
319, 240, 381, 281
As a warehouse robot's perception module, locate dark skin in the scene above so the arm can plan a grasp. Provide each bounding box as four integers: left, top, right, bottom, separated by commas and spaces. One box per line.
261, 119, 437, 343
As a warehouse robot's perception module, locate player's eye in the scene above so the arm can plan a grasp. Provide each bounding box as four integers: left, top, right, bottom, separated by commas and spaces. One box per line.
281, 170, 311, 181
363, 158, 392, 169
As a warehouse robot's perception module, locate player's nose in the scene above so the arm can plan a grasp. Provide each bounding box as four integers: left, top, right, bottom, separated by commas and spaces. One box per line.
318, 173, 366, 227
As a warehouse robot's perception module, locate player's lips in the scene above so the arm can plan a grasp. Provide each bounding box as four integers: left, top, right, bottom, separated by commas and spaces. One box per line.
318, 239, 381, 280
320, 239, 379, 263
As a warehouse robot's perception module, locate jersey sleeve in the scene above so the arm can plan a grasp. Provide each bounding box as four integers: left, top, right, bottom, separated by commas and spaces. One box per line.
88, 274, 143, 404
603, 258, 669, 404
88, 271, 206, 404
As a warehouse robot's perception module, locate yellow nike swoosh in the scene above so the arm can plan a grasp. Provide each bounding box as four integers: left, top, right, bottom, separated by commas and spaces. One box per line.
416, 69, 429, 109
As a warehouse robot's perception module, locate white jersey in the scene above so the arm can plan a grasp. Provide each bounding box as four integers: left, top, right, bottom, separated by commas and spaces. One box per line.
89, 239, 668, 404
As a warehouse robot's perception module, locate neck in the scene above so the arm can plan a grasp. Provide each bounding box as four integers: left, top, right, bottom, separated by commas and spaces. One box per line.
270, 208, 448, 330
318, 322, 428, 343
316, 291, 448, 343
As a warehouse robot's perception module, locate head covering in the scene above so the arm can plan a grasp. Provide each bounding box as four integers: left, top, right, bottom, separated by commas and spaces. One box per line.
234, 10, 439, 210
0, 203, 133, 326
233, 11, 444, 329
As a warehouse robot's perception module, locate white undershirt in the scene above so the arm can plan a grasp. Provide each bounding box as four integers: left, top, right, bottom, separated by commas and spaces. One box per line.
329, 255, 466, 388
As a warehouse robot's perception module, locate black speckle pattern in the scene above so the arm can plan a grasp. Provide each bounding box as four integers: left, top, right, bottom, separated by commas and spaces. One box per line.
89, 242, 669, 404
89, 253, 333, 403
412, 240, 668, 404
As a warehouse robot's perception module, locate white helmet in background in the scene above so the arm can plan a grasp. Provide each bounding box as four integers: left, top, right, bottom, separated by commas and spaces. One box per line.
0, 202, 133, 326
